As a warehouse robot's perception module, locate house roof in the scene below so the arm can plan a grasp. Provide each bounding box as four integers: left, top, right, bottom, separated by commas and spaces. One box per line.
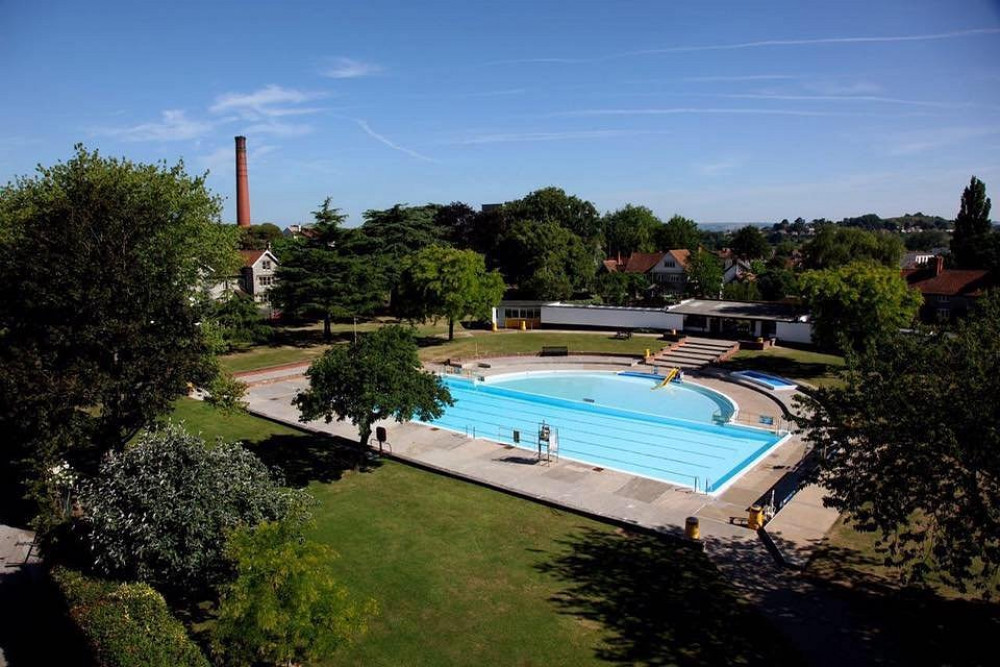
623, 252, 666, 274
668, 299, 807, 322
667, 249, 691, 268
905, 268, 992, 297
240, 250, 265, 267
601, 259, 621, 273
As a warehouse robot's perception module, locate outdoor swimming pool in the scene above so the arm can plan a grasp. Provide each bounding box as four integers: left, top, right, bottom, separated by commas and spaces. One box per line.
422, 371, 787, 494
731, 370, 798, 391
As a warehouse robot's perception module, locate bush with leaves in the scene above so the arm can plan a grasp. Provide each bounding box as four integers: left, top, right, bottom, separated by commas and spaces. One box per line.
52, 566, 209, 667
79, 424, 308, 593
797, 291, 1000, 596
212, 520, 377, 666
203, 370, 249, 413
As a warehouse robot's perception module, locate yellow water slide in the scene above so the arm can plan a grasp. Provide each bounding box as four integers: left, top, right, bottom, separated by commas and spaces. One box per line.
652, 368, 679, 389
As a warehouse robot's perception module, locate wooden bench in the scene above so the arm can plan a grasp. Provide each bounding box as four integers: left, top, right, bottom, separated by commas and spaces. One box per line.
540, 345, 569, 357
614, 329, 633, 340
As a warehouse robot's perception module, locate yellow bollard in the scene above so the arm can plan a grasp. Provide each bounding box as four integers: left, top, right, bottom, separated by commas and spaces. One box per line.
520, 320, 527, 331
492, 322, 498, 332
645, 348, 651, 358
685, 516, 700, 540
747, 505, 765, 530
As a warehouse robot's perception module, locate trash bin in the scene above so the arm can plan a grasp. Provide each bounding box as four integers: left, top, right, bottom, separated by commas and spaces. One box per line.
685, 516, 700, 540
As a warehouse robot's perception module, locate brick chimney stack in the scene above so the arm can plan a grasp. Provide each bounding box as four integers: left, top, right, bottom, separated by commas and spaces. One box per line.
934, 255, 944, 276
235, 136, 251, 228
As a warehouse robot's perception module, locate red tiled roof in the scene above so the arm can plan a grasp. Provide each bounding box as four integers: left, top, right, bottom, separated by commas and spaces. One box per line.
239, 250, 265, 267
667, 249, 691, 269
905, 268, 992, 297
623, 252, 666, 274
601, 259, 621, 272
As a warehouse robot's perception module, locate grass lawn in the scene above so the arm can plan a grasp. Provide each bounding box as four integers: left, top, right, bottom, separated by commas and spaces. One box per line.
719, 346, 845, 388
168, 399, 798, 666
220, 320, 663, 373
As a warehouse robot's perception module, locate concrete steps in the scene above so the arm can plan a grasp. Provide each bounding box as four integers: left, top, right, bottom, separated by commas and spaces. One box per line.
652, 336, 739, 370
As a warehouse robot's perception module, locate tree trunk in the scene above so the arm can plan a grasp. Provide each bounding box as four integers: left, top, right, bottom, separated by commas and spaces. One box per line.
323, 313, 332, 341
448, 317, 455, 341
357, 421, 372, 469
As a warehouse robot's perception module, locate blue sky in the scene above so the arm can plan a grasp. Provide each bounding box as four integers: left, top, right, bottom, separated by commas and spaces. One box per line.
2, 0, 999, 226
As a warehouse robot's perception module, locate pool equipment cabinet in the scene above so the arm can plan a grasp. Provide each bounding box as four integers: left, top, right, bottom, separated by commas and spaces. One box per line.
537, 422, 559, 463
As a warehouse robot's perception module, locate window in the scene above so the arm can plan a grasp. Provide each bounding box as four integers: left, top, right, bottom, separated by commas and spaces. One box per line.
936, 295, 951, 303
663, 259, 675, 267
259, 275, 274, 287
262, 260, 272, 270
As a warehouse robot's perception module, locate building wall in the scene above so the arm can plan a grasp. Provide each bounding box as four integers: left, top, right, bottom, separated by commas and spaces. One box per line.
541, 303, 685, 330
775, 321, 814, 344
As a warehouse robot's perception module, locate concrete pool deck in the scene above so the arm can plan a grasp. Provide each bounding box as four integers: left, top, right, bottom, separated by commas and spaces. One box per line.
240, 357, 836, 548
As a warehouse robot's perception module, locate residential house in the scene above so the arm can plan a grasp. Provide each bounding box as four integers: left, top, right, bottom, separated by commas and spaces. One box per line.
903, 256, 992, 323
602, 250, 692, 293
239, 249, 280, 304
716, 249, 754, 283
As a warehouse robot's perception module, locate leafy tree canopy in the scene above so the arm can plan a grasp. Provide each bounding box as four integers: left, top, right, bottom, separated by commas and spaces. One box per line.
801, 225, 904, 270
951, 176, 994, 269
799, 261, 922, 352
0, 146, 238, 518
654, 215, 701, 252
797, 291, 1000, 596
272, 200, 384, 339
684, 249, 723, 298
295, 326, 452, 455
497, 219, 595, 299
238, 222, 284, 250
79, 424, 307, 593
602, 205, 662, 257
503, 187, 602, 241
395, 246, 505, 340
729, 225, 771, 260
212, 519, 377, 666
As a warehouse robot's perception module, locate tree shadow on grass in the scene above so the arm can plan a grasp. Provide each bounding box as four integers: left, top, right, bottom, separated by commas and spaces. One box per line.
244, 432, 381, 488
536, 527, 804, 666
0, 566, 90, 667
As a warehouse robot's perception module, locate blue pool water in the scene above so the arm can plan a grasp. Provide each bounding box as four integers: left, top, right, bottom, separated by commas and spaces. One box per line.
423, 372, 785, 493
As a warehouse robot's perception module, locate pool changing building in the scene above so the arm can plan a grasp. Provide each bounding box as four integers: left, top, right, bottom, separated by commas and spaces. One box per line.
492, 299, 814, 345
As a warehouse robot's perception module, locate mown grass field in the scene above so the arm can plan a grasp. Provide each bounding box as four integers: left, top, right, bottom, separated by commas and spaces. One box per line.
219, 320, 664, 373
169, 399, 799, 666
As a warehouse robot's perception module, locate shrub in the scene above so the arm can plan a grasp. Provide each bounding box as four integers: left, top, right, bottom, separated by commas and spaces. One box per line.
52, 567, 208, 667
79, 423, 309, 593
212, 520, 377, 666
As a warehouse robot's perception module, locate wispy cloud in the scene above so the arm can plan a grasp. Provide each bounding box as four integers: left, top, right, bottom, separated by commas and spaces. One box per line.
682, 74, 800, 83
210, 84, 327, 118
488, 27, 1000, 65
548, 107, 914, 119
322, 57, 383, 79
196, 143, 280, 175
95, 110, 214, 142
887, 126, 1000, 155
355, 119, 435, 162
696, 157, 744, 176
712, 93, 971, 109
805, 80, 882, 95
450, 129, 670, 145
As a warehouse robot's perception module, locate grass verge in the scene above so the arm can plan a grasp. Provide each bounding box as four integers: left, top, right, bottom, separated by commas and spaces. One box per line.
168, 399, 797, 666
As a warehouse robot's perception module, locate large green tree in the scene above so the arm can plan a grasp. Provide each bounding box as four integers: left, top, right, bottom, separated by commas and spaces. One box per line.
799, 261, 922, 352
654, 215, 701, 252
395, 246, 505, 340
801, 225, 904, 270
684, 249, 723, 298
0, 146, 239, 519
729, 225, 771, 260
503, 187, 602, 241
358, 204, 448, 293
272, 199, 384, 340
796, 292, 1000, 596
602, 205, 662, 257
496, 219, 595, 299
294, 326, 452, 457
951, 176, 993, 269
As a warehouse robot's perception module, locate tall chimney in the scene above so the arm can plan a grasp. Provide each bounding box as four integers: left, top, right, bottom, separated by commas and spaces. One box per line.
235, 136, 251, 228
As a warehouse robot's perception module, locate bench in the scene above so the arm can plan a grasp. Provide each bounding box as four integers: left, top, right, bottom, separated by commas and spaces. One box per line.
614, 329, 633, 340
540, 345, 569, 357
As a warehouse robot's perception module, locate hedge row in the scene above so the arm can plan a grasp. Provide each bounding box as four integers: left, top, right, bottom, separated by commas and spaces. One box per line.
51, 567, 208, 667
